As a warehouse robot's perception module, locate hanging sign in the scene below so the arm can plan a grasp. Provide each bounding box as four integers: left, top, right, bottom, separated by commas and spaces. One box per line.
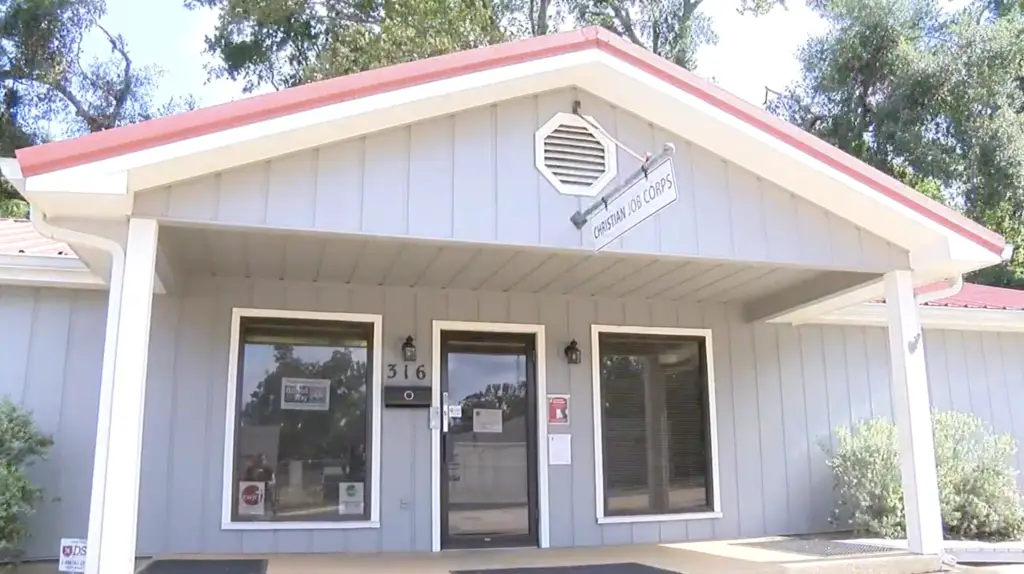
591, 158, 677, 251
548, 394, 570, 425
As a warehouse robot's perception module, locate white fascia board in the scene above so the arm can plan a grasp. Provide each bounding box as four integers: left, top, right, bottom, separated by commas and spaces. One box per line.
23, 51, 602, 200
808, 303, 1024, 333
19, 47, 1002, 272
583, 53, 1002, 272
0, 254, 104, 290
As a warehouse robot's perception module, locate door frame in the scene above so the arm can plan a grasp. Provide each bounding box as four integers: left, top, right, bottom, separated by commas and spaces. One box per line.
430, 320, 549, 552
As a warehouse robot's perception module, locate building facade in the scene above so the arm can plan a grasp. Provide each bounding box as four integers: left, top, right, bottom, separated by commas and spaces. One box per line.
0, 26, 1017, 574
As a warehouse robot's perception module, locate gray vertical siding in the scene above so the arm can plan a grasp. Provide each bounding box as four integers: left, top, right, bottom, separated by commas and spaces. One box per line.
5, 280, 1024, 559
0, 286, 107, 560
132, 89, 908, 273
128, 277, 930, 555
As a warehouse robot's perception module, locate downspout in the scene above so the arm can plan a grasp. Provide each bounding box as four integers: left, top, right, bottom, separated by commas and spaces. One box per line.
1, 157, 126, 573
915, 275, 963, 305
32, 208, 126, 573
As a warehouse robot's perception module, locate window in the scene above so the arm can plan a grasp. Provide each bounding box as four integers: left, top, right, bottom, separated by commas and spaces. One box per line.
222, 309, 382, 529
592, 326, 719, 522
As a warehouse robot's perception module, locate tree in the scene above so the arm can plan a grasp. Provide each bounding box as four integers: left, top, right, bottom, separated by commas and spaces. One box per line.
190, 0, 788, 94
0, 0, 195, 218
767, 0, 1024, 287
569, 0, 786, 69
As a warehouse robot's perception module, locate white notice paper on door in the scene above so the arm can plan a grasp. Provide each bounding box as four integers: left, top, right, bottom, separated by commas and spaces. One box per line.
548, 434, 571, 465
473, 408, 503, 433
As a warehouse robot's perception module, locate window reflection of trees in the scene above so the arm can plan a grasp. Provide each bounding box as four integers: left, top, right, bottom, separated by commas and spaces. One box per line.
237, 333, 370, 519
454, 381, 527, 432
242, 343, 368, 473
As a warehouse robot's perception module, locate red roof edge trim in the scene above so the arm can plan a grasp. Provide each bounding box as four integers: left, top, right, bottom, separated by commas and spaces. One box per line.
12, 26, 1005, 257
15, 28, 602, 178
875, 282, 1024, 311
588, 30, 1005, 256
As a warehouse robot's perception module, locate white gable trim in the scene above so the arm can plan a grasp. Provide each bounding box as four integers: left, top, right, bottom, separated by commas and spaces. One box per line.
583, 52, 1001, 272
25, 51, 600, 197
20, 49, 998, 278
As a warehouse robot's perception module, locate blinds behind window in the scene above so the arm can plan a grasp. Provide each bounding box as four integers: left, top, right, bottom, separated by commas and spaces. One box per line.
598, 332, 712, 516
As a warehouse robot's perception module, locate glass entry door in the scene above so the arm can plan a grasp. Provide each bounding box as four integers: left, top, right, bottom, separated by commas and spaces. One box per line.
439, 331, 538, 549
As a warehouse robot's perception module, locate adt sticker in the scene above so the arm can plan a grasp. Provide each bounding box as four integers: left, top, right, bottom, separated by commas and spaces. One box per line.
58, 538, 87, 573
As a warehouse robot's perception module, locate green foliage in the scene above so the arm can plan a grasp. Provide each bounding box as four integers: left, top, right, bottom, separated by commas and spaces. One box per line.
0, 0, 194, 216
769, 0, 1024, 287
0, 398, 52, 559
827, 411, 1024, 541
189, 0, 787, 93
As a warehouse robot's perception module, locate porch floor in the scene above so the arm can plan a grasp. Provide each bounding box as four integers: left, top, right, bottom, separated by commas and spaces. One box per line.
134, 539, 944, 574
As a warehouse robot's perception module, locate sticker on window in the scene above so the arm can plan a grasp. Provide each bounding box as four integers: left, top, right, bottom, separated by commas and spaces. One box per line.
281, 378, 331, 411
338, 482, 365, 515
473, 408, 503, 433
238, 481, 266, 516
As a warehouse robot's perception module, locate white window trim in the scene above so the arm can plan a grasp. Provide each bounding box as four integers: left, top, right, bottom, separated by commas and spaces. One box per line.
220, 307, 383, 530
590, 324, 722, 525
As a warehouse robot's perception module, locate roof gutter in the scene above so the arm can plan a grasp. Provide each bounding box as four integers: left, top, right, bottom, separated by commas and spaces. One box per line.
0, 157, 124, 573
914, 243, 1012, 305
916, 275, 964, 305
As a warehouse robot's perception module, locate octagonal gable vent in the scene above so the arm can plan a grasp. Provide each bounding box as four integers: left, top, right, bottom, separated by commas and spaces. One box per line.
535, 113, 617, 197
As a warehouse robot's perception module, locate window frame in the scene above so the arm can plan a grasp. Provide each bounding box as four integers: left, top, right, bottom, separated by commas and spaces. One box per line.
590, 324, 721, 524
220, 307, 383, 530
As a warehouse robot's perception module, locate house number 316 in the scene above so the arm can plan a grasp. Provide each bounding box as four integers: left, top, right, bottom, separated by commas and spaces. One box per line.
387, 364, 427, 381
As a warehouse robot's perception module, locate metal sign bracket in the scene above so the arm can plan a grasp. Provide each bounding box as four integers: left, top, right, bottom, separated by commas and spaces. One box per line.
570, 142, 677, 230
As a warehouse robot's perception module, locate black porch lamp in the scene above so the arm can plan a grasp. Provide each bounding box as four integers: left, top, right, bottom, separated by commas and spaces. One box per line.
564, 340, 581, 365
401, 336, 417, 362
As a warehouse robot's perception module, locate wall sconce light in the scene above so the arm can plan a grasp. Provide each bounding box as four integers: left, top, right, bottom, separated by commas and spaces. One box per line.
402, 336, 417, 362
564, 340, 581, 365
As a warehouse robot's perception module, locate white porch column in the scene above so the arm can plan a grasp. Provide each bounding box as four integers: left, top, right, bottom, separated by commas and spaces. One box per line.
85, 218, 159, 574
884, 270, 943, 555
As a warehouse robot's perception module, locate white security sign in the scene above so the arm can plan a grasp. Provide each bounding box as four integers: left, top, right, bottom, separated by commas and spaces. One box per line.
338, 482, 365, 515
591, 158, 677, 251
58, 538, 87, 573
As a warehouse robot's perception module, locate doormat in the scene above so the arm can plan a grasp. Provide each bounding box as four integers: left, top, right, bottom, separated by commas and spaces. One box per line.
139, 558, 268, 574
451, 564, 679, 574
733, 537, 898, 558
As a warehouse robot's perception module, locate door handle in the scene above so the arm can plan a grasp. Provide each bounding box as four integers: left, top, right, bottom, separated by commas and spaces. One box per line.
441, 391, 450, 433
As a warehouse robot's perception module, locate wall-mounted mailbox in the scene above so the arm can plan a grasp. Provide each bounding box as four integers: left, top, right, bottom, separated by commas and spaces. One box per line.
384, 385, 431, 408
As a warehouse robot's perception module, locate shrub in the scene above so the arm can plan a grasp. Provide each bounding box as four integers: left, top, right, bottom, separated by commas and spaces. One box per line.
826, 411, 1024, 541
0, 399, 52, 559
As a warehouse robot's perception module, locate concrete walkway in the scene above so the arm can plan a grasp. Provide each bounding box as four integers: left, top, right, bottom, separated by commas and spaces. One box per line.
7, 538, 947, 573
203, 540, 940, 574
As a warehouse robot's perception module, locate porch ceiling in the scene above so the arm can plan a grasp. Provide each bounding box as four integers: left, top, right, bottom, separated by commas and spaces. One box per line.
160, 225, 823, 303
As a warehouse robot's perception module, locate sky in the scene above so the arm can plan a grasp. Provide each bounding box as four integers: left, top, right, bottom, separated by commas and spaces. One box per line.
85, 1, 827, 111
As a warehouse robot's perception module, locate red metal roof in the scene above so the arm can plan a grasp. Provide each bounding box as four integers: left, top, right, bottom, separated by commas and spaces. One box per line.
0, 219, 74, 257
917, 281, 1024, 310
12, 26, 1006, 257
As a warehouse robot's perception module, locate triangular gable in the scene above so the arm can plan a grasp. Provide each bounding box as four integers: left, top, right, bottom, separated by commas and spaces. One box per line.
132, 88, 907, 273
11, 27, 1006, 275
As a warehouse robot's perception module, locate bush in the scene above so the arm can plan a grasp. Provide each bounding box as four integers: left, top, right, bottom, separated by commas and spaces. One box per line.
826, 411, 1024, 541
0, 399, 52, 559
